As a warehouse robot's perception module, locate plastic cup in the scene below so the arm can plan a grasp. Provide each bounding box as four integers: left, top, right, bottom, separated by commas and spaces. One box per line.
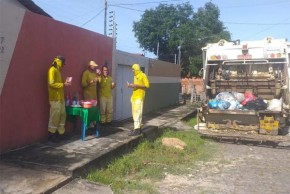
66, 77, 72, 83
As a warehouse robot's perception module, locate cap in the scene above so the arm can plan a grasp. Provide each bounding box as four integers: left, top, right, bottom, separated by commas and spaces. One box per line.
52, 55, 66, 66
89, 61, 98, 67
56, 55, 65, 65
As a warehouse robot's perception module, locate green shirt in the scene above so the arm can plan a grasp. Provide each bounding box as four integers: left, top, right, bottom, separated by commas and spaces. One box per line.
81, 69, 97, 100
99, 75, 113, 98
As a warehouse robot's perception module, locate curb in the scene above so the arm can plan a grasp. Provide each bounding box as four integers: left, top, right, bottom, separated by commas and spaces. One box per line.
199, 132, 290, 149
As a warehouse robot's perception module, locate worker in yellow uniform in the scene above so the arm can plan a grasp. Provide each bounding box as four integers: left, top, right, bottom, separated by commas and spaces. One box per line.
98, 65, 116, 126
127, 64, 150, 136
48, 56, 71, 142
81, 61, 99, 100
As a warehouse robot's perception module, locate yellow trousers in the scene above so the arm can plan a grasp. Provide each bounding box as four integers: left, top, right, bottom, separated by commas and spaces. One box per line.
131, 98, 144, 130
48, 101, 66, 134
99, 96, 113, 123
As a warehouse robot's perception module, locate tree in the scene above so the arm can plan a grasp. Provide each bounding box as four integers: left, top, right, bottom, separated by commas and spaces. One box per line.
133, 2, 231, 76
133, 3, 194, 63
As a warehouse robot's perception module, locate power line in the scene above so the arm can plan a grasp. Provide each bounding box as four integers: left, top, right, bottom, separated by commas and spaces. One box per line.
78, 0, 183, 29
225, 22, 290, 25
108, 0, 185, 13
69, 8, 104, 21
109, 0, 182, 6
109, 5, 144, 12
220, 0, 290, 9
81, 8, 105, 27
244, 17, 290, 39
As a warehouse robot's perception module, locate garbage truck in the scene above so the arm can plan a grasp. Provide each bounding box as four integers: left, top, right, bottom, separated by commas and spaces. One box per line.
198, 37, 290, 138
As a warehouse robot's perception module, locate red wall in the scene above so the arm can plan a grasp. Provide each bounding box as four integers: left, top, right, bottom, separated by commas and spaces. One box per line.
0, 11, 113, 153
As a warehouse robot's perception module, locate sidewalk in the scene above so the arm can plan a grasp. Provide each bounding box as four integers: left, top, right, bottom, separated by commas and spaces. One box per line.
0, 104, 196, 194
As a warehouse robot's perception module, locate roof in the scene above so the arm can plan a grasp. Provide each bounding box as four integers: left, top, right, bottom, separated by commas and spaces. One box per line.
17, 0, 52, 18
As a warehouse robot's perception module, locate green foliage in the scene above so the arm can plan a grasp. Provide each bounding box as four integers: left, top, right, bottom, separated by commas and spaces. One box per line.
87, 128, 214, 194
133, 3, 194, 63
133, 2, 231, 76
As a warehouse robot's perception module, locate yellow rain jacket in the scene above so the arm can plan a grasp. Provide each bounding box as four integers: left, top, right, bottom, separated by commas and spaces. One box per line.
131, 65, 150, 100
48, 66, 64, 101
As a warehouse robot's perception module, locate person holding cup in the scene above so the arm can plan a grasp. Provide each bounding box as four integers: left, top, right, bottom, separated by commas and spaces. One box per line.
47, 55, 71, 142
97, 64, 116, 126
81, 60, 99, 100
126, 64, 150, 136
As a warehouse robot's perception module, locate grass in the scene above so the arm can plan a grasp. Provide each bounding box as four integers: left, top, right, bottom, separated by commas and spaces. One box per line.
87, 117, 215, 194
184, 116, 197, 127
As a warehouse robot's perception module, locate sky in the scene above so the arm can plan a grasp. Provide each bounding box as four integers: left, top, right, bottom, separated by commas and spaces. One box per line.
32, 0, 290, 58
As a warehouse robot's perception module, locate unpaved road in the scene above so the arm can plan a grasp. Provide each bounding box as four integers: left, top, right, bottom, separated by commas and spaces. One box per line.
156, 141, 290, 194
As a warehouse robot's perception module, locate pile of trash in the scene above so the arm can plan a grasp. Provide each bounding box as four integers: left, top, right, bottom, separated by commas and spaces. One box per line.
208, 92, 282, 111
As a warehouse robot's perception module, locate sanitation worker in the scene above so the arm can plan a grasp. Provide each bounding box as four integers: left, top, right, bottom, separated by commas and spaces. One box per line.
47, 56, 71, 142
127, 64, 150, 136
81, 60, 99, 100
98, 65, 116, 126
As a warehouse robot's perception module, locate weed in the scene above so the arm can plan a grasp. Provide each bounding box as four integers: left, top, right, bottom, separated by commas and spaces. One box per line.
87, 117, 215, 193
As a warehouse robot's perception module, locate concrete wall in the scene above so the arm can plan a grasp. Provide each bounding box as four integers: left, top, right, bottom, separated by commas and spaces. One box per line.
0, 2, 113, 153
145, 59, 181, 113
0, 0, 25, 94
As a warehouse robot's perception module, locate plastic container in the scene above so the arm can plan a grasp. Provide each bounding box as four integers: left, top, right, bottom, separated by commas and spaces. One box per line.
81, 101, 93, 108
90, 100, 97, 106
65, 95, 70, 106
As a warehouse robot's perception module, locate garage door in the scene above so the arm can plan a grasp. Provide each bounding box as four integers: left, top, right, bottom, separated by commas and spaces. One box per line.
115, 64, 133, 120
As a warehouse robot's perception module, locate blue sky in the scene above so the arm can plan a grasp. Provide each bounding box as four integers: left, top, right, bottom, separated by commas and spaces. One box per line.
32, 0, 290, 58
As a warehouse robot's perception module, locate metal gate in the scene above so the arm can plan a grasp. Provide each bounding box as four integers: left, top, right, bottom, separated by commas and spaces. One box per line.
115, 64, 133, 120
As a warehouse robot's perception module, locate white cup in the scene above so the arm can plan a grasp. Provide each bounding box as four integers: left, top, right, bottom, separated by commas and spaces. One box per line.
66, 77, 72, 83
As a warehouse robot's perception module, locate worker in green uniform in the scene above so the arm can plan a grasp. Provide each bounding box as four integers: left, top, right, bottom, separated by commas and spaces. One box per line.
81, 61, 99, 100
98, 65, 116, 126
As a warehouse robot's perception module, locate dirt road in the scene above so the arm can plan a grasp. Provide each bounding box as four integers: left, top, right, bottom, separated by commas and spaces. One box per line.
156, 142, 290, 194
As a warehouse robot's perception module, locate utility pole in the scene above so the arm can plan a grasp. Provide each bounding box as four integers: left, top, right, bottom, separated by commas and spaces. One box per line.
174, 54, 177, 64
109, 11, 117, 84
178, 45, 181, 65
104, 0, 107, 35
156, 41, 159, 59
108, 11, 117, 40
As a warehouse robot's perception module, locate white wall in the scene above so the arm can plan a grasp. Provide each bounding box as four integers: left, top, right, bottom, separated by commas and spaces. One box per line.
0, 1, 25, 94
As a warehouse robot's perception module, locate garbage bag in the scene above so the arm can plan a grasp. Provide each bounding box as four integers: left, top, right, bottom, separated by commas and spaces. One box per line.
232, 92, 245, 102
215, 92, 235, 102
241, 92, 256, 105
216, 100, 231, 110
208, 100, 218, 109
267, 98, 282, 111
228, 100, 240, 110
244, 98, 267, 110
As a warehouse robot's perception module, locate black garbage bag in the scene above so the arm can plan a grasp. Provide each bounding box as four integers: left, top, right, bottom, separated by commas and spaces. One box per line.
244, 98, 267, 110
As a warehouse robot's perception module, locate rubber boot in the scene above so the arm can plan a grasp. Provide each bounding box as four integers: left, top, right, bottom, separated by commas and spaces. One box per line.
48, 132, 59, 143
56, 133, 68, 141
128, 129, 141, 136
128, 129, 134, 135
